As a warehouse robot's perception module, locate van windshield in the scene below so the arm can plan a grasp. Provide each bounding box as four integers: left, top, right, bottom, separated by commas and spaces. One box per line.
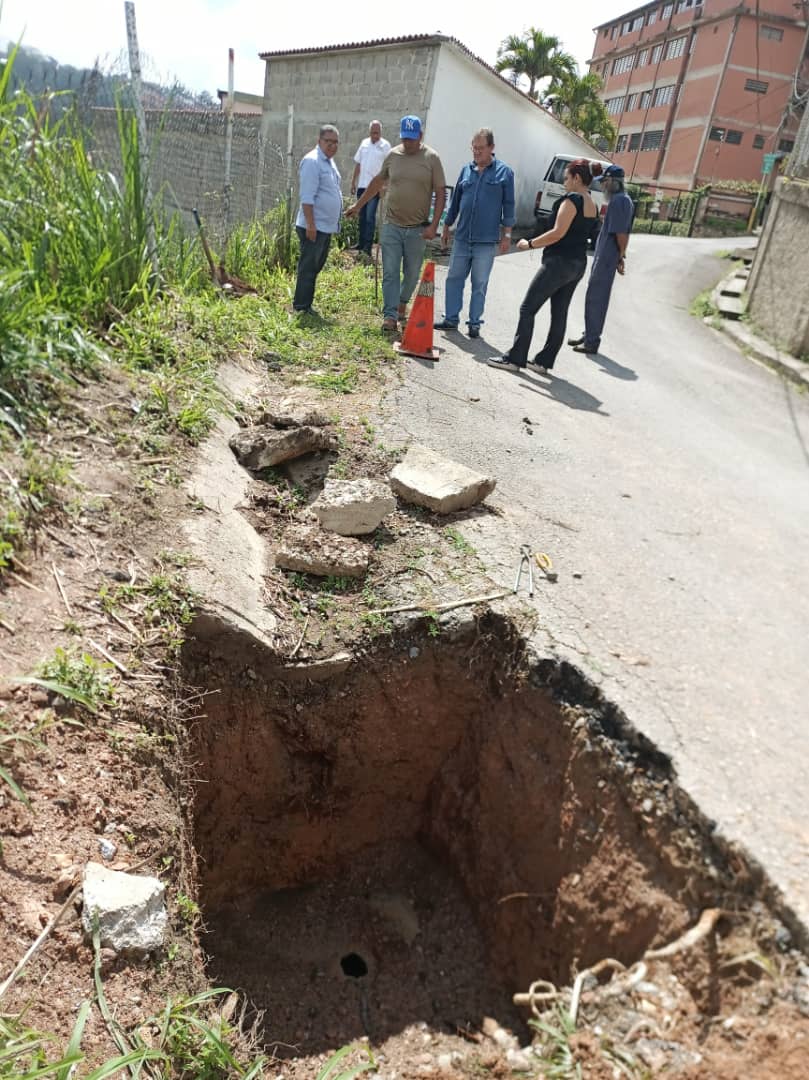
545, 159, 570, 185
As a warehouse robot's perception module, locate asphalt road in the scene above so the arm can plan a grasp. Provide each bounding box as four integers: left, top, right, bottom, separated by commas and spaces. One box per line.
378, 234, 809, 934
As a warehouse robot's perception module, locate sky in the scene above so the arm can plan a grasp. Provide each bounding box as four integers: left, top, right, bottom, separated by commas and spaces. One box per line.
1, 0, 628, 96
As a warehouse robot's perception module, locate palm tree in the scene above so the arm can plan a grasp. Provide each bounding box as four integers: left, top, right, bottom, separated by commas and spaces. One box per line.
495, 28, 577, 101
543, 72, 616, 145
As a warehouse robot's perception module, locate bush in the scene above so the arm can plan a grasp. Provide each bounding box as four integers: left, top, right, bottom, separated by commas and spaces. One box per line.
651, 220, 673, 235
633, 219, 651, 233
671, 222, 690, 237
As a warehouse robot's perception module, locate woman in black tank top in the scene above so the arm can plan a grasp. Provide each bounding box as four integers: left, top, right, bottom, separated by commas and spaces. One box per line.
488, 160, 599, 373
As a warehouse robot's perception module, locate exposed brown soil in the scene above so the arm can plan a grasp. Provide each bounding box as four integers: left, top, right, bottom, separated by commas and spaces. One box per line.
184, 618, 809, 1078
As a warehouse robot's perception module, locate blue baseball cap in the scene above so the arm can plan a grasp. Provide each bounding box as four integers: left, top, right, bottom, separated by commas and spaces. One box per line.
400, 115, 422, 140
603, 164, 625, 178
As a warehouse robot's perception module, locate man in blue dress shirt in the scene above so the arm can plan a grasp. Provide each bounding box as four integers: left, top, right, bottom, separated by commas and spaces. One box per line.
434, 128, 515, 339
293, 124, 343, 316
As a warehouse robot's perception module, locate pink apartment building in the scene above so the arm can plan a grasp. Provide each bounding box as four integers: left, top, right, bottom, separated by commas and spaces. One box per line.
589, 0, 809, 186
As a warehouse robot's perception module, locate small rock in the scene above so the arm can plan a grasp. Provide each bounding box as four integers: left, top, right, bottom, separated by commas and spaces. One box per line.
506, 1048, 533, 1071
82, 861, 167, 954
98, 838, 117, 861
29, 690, 50, 707
641, 798, 654, 814
409, 646, 420, 659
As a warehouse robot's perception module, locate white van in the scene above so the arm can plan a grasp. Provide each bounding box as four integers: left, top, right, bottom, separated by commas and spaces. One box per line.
534, 154, 613, 232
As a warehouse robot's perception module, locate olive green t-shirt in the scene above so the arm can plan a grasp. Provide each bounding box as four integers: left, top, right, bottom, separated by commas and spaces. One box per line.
378, 144, 446, 227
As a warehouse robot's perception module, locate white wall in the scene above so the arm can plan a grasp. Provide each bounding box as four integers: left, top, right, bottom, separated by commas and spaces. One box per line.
425, 44, 605, 226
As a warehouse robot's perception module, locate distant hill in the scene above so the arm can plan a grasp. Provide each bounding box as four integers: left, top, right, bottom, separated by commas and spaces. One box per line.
0, 41, 216, 113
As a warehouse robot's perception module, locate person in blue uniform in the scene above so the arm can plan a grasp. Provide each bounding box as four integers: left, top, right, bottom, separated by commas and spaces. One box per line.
569, 164, 634, 355
487, 160, 598, 373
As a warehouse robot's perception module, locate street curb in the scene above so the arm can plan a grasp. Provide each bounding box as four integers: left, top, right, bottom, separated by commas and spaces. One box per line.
711, 267, 809, 391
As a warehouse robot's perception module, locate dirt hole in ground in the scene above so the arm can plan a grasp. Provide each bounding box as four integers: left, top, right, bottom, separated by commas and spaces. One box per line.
183, 615, 728, 1064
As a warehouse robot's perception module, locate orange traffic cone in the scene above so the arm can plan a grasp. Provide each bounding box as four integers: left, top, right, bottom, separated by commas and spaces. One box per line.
393, 261, 440, 361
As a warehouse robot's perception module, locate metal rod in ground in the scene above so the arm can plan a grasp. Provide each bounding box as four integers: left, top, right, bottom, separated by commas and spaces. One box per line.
124, 1, 159, 280
223, 47, 234, 239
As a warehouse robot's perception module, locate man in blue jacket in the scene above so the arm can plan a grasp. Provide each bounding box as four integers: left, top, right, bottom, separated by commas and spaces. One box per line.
434, 128, 515, 339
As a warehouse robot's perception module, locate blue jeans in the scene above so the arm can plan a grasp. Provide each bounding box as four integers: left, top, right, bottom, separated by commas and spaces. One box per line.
380, 223, 426, 320
442, 238, 497, 327
293, 227, 332, 311
357, 187, 379, 253
505, 253, 587, 368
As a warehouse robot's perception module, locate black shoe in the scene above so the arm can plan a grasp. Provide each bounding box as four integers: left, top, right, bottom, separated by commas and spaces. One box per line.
487, 356, 523, 372
468, 325, 480, 339
572, 342, 599, 354
567, 334, 585, 347
434, 319, 460, 331
528, 356, 554, 373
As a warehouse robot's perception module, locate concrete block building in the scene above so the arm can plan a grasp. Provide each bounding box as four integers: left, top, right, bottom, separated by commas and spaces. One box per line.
257, 34, 602, 226
589, 0, 809, 186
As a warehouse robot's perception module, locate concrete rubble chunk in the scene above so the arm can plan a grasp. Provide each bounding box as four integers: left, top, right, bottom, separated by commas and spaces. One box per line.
311, 478, 396, 535
276, 523, 370, 578
82, 861, 167, 954
229, 425, 336, 470
390, 444, 496, 514
257, 408, 329, 429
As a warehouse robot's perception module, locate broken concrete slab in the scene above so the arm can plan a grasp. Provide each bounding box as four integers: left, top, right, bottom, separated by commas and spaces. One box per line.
230, 425, 336, 470
276, 523, 370, 578
256, 407, 330, 429
390, 444, 496, 514
82, 861, 167, 954
312, 478, 396, 535
183, 361, 277, 649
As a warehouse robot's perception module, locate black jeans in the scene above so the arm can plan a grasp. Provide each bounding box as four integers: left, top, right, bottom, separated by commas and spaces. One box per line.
293, 227, 332, 311
505, 253, 587, 367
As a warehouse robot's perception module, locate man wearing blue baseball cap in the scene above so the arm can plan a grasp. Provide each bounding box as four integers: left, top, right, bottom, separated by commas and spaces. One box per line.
569, 163, 634, 355
347, 115, 446, 332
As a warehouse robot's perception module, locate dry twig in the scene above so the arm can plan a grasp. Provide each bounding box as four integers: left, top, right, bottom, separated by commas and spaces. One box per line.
88, 638, 129, 675
51, 563, 74, 617
369, 590, 508, 617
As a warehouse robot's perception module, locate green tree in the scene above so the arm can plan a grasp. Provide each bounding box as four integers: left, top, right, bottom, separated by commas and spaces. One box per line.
543, 72, 616, 145
495, 28, 576, 101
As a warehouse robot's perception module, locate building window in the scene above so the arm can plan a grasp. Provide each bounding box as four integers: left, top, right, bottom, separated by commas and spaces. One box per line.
753, 134, 765, 149
616, 134, 628, 152
709, 126, 725, 141
665, 37, 687, 60
725, 130, 742, 145
629, 132, 642, 150
778, 138, 795, 152
745, 78, 769, 94
647, 11, 658, 26
612, 54, 635, 75
641, 129, 665, 150
662, 3, 673, 17
611, 26, 618, 39
640, 90, 653, 108
626, 93, 639, 110
676, 0, 699, 11
760, 25, 783, 42
652, 44, 663, 63
653, 84, 676, 106
637, 48, 650, 66
606, 96, 625, 115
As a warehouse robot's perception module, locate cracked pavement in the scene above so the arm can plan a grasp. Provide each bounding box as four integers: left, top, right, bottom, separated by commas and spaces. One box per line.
377, 234, 809, 934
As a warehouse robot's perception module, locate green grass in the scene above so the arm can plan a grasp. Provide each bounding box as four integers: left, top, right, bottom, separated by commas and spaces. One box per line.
34, 647, 115, 712
690, 289, 719, 320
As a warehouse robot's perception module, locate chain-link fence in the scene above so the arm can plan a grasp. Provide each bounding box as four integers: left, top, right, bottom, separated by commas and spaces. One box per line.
84, 105, 287, 244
